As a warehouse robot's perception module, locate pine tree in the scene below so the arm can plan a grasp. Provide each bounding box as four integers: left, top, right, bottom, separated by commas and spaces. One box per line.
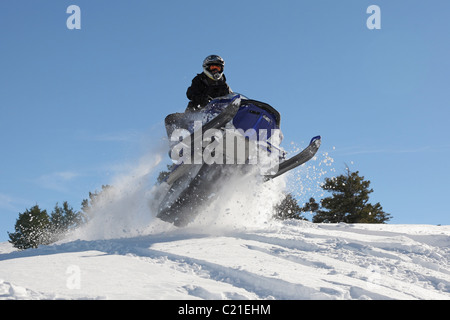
156, 164, 176, 184
8, 205, 52, 250
312, 168, 391, 223
49, 201, 85, 241
274, 193, 308, 220
81, 185, 111, 220
300, 197, 321, 220
8, 201, 87, 249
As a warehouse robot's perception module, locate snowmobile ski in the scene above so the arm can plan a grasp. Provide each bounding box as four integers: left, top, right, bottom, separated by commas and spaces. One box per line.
264, 135, 321, 181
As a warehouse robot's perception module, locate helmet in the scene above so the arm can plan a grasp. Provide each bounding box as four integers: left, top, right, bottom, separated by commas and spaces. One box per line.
203, 55, 225, 81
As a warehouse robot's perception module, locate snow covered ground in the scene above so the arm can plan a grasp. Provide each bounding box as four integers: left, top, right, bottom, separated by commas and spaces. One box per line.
1, 152, 449, 300
1, 221, 449, 300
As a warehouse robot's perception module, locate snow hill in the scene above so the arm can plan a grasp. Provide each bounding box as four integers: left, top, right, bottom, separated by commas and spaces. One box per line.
1, 151, 449, 300
1, 221, 449, 300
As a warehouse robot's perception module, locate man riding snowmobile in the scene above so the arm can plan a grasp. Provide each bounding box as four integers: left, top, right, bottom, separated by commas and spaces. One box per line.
186, 55, 232, 112
165, 55, 232, 137
157, 56, 322, 227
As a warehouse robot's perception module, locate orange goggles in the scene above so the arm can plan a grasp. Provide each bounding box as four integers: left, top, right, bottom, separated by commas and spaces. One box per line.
208, 65, 223, 72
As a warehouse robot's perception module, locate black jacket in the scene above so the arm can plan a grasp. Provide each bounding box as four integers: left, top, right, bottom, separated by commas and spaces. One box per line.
186, 73, 231, 112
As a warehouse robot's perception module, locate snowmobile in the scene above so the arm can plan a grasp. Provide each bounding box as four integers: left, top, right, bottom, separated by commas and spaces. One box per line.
157, 93, 321, 226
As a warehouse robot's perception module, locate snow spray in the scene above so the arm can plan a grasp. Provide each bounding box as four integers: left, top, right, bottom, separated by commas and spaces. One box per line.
70, 134, 334, 241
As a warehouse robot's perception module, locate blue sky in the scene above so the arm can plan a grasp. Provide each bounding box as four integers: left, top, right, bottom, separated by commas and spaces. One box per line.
1, 1, 449, 241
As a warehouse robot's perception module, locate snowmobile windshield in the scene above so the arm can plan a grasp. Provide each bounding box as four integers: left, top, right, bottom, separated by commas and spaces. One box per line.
211, 92, 248, 102
207, 93, 280, 127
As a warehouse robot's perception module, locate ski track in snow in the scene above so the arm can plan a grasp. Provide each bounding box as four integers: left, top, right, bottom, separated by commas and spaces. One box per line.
1, 221, 449, 300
